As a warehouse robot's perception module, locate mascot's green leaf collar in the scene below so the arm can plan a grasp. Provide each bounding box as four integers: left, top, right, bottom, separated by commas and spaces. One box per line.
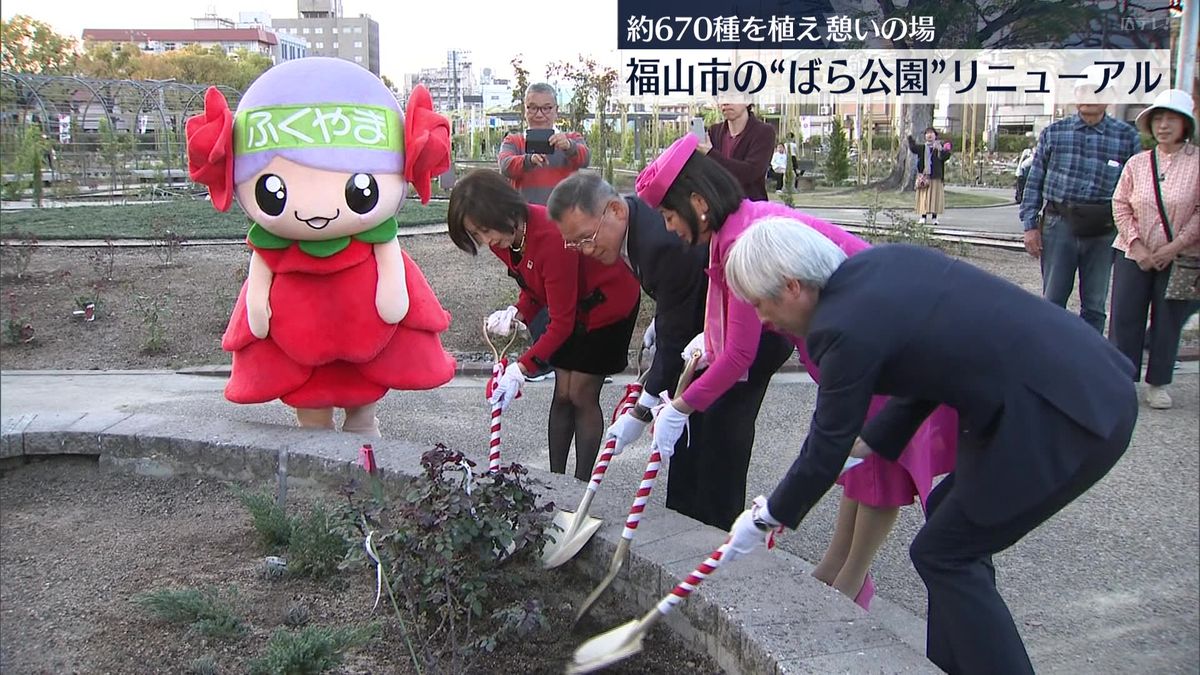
247, 216, 399, 257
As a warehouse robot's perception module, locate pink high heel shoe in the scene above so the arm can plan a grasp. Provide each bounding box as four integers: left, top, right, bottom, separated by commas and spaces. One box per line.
854, 573, 875, 610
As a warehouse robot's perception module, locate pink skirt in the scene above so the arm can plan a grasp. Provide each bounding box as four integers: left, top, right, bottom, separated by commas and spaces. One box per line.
794, 339, 958, 510
836, 398, 958, 509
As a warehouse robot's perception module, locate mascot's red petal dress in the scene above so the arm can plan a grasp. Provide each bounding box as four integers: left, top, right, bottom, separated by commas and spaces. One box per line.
222, 225, 455, 408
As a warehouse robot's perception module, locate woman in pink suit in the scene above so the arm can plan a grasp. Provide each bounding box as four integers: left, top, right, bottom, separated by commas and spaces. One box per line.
636, 133, 957, 608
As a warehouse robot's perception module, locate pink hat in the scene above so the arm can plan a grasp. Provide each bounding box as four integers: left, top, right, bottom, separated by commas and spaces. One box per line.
636, 134, 699, 208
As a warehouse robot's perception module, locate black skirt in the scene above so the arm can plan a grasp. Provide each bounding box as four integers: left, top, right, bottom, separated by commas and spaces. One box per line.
549, 303, 640, 376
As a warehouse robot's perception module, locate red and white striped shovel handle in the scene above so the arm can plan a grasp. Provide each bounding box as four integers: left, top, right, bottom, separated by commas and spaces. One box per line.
486, 359, 505, 473
654, 539, 732, 616
619, 448, 662, 539
618, 354, 699, 540
586, 383, 645, 493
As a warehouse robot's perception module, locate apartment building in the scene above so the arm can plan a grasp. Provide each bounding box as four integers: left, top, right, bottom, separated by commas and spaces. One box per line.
271, 0, 380, 75
81, 14, 307, 65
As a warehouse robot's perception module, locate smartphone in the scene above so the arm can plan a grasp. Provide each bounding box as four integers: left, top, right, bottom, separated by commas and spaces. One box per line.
525, 128, 554, 155
690, 117, 707, 141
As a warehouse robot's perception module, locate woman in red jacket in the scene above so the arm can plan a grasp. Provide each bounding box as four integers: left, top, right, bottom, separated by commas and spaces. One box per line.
448, 170, 641, 480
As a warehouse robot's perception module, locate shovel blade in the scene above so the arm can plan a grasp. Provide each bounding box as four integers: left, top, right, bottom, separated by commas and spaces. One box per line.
542, 510, 603, 569
566, 618, 646, 674
573, 540, 630, 627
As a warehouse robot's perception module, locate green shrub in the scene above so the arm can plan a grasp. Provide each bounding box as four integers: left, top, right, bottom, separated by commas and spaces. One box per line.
248, 625, 378, 675
287, 503, 355, 579
188, 655, 219, 675
232, 486, 293, 549
824, 116, 851, 185
133, 587, 246, 640
357, 444, 554, 670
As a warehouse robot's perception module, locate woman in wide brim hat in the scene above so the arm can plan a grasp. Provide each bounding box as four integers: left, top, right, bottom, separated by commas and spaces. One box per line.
1110, 88, 1200, 410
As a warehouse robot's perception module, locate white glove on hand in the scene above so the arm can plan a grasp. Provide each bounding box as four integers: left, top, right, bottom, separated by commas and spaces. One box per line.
681, 332, 709, 370
725, 495, 780, 563
604, 413, 649, 457
650, 402, 690, 460
486, 306, 520, 336
642, 319, 657, 350
489, 361, 524, 412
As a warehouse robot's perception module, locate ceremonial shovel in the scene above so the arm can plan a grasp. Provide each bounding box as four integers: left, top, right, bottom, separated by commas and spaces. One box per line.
542, 354, 649, 569
482, 319, 521, 473
567, 457, 865, 674
571, 353, 701, 624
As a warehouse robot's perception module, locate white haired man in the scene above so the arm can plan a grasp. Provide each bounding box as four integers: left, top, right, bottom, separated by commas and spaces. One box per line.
720, 217, 1137, 674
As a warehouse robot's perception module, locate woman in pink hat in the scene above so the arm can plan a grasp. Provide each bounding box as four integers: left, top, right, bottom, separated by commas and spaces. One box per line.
635, 134, 958, 609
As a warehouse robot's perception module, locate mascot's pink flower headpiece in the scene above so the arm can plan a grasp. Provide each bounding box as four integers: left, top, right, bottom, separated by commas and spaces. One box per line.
186, 57, 449, 211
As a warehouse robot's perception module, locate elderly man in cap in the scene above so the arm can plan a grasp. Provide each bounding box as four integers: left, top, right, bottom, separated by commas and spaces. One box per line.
1019, 68, 1141, 333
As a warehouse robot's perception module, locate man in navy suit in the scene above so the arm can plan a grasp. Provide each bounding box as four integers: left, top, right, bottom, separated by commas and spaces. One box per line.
721, 217, 1138, 674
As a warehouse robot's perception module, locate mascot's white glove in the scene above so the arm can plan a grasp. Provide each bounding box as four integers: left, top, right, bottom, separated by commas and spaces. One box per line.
681, 332, 709, 370
603, 391, 658, 455
486, 306, 520, 336
489, 361, 525, 412
725, 495, 782, 563
642, 319, 657, 350
650, 401, 690, 460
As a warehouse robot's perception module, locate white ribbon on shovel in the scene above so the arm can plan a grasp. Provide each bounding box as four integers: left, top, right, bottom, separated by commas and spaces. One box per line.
364, 530, 384, 611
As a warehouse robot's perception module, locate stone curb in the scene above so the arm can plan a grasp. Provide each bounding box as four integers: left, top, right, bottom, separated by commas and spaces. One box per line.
1, 412, 937, 675
174, 357, 818, 379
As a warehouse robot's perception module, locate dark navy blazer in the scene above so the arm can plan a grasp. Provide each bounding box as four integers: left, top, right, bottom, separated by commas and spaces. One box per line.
623, 196, 708, 399
768, 245, 1138, 528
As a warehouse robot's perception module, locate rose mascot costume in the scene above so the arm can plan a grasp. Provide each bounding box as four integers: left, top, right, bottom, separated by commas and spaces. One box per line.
186, 57, 455, 436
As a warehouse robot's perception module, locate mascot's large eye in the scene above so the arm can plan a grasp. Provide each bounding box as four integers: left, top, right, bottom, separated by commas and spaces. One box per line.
254, 174, 287, 216
345, 173, 380, 214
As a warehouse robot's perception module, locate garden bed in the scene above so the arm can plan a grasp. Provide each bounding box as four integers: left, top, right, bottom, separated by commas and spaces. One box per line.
0, 454, 720, 674
0, 232, 1055, 371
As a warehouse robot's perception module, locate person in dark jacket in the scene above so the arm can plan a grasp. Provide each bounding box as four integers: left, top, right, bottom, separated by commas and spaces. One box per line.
907, 127, 953, 225
721, 217, 1137, 675
547, 171, 711, 520
702, 102, 776, 202
447, 170, 641, 480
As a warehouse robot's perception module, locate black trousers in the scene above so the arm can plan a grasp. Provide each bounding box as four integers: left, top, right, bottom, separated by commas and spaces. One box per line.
1109, 255, 1200, 386
910, 410, 1133, 674
665, 331, 794, 531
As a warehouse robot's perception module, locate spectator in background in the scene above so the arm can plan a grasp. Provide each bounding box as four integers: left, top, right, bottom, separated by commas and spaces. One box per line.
700, 99, 776, 201
498, 82, 590, 205
768, 143, 789, 192
786, 131, 801, 184
1015, 142, 1036, 204
1109, 89, 1200, 410
498, 82, 591, 381
1019, 75, 1140, 334
907, 128, 952, 226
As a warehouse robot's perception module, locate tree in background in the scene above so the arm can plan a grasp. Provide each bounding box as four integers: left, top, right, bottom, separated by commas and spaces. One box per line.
859, 0, 1169, 191
546, 56, 618, 181
510, 55, 530, 114
75, 42, 271, 91
1, 15, 77, 75
825, 116, 851, 186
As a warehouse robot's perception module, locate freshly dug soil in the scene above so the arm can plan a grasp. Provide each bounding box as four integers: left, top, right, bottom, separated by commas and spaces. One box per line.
0, 456, 723, 674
